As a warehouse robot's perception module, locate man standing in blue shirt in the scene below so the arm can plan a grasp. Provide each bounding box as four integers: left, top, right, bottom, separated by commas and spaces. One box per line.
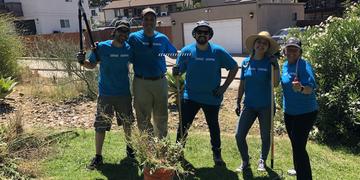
77, 20, 134, 170
128, 8, 177, 138
173, 21, 238, 166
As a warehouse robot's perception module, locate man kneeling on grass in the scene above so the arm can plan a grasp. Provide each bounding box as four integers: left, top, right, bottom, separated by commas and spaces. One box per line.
173, 20, 238, 166
76, 20, 135, 170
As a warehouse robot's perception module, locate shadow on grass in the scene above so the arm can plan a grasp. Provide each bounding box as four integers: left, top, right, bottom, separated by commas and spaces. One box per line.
97, 157, 142, 180
176, 159, 238, 180
242, 167, 282, 180
325, 143, 360, 155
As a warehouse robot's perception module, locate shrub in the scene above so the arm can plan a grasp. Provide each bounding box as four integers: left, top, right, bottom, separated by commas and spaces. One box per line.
130, 129, 186, 176
0, 14, 23, 78
0, 77, 17, 99
26, 36, 98, 99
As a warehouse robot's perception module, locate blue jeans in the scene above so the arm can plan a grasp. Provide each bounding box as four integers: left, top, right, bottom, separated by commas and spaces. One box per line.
176, 99, 222, 155
235, 106, 271, 162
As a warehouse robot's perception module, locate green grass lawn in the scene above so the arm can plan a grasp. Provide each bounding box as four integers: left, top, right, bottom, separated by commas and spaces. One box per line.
40, 129, 360, 180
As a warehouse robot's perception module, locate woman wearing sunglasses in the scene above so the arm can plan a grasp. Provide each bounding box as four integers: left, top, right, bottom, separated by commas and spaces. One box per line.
281, 37, 318, 180
235, 31, 280, 172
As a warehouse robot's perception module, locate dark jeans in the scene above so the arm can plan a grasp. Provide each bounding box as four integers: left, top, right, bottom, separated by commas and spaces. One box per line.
285, 111, 317, 180
176, 99, 221, 155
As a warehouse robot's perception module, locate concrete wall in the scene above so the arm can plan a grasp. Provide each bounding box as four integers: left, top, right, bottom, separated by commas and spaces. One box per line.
257, 3, 304, 35
170, 3, 258, 51
7, 0, 90, 34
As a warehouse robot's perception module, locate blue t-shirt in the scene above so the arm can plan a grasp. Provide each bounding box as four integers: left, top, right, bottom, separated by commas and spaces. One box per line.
89, 40, 131, 96
240, 56, 275, 108
281, 58, 318, 115
128, 30, 177, 77
177, 43, 238, 106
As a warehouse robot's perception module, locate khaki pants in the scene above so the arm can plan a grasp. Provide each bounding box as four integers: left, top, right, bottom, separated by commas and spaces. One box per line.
133, 77, 168, 138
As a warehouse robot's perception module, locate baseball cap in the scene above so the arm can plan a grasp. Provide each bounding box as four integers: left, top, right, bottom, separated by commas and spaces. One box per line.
142, 8, 157, 17
285, 37, 302, 49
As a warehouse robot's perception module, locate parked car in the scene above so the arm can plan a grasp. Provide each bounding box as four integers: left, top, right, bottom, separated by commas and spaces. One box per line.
272, 27, 305, 45
108, 17, 142, 27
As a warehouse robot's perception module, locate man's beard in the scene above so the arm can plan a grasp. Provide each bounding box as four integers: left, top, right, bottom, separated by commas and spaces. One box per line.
196, 36, 208, 45
114, 34, 126, 44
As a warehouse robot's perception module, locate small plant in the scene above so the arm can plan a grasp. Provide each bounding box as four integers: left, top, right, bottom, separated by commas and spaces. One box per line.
130, 129, 186, 179
0, 77, 18, 99
166, 72, 185, 101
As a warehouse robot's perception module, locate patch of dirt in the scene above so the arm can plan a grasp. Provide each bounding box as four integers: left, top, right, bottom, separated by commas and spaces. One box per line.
1, 87, 261, 135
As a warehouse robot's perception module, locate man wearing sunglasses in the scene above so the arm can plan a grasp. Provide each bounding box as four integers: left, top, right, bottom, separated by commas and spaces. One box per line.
77, 20, 135, 170
128, 8, 177, 139
173, 20, 238, 166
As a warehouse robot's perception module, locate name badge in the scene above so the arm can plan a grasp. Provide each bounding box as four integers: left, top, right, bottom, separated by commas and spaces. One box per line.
110, 54, 119, 58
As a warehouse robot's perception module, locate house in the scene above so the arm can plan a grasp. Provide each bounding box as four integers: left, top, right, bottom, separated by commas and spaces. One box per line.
171, 0, 304, 54
201, 0, 297, 7
89, 5, 106, 27
102, 0, 186, 26
1, 0, 90, 35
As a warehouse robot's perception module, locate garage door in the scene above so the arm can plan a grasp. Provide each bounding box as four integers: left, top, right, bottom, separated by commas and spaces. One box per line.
183, 18, 242, 54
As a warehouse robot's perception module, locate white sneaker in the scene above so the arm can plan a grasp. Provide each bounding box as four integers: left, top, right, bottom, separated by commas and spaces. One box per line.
257, 159, 266, 172
235, 161, 250, 173
287, 169, 296, 176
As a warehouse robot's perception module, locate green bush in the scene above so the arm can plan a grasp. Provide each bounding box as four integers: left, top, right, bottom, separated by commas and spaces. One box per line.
0, 15, 23, 78
0, 77, 17, 99
289, 3, 360, 150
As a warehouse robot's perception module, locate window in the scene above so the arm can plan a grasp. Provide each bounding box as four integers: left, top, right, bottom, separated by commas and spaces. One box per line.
91, 10, 97, 16
114, 9, 120, 17
60, 19, 70, 28
124, 9, 129, 17
65, 0, 72, 2
293, 12, 297, 21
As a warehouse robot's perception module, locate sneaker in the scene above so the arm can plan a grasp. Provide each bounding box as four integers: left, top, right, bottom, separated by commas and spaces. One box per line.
235, 161, 250, 173
287, 169, 296, 176
257, 159, 266, 172
213, 154, 226, 167
87, 155, 103, 170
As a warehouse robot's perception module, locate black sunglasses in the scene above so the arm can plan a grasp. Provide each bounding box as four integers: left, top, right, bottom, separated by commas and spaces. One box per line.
196, 30, 210, 35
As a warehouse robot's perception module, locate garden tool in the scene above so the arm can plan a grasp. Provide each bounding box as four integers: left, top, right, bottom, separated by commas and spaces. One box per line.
78, 0, 100, 62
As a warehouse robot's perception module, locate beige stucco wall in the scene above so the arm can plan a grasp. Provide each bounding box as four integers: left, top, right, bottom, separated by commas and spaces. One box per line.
257, 3, 305, 35
170, 2, 258, 52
